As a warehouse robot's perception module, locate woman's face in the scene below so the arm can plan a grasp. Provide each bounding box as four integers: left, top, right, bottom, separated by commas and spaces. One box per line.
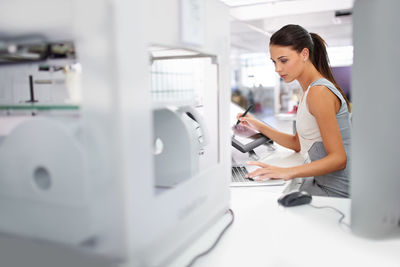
269, 45, 306, 83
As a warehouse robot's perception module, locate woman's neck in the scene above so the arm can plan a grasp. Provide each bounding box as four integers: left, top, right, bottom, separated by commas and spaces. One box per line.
297, 62, 324, 92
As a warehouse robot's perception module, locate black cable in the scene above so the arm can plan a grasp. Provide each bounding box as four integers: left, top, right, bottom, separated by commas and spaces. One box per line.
309, 204, 350, 227
186, 208, 235, 267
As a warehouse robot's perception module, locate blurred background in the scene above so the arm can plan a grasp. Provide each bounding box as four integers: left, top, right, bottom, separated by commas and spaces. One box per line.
222, 0, 353, 125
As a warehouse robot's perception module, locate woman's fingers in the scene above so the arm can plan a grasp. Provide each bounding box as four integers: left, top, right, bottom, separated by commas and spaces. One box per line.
248, 169, 280, 180
239, 116, 252, 123
246, 166, 272, 178
247, 161, 269, 167
246, 162, 270, 178
245, 161, 293, 181
246, 162, 288, 180
236, 112, 254, 120
235, 114, 250, 127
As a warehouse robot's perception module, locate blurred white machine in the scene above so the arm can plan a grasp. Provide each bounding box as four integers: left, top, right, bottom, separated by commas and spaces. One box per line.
0, 0, 230, 266
0, 117, 94, 245
154, 106, 209, 187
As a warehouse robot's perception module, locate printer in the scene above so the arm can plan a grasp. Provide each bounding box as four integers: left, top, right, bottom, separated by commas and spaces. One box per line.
153, 106, 209, 188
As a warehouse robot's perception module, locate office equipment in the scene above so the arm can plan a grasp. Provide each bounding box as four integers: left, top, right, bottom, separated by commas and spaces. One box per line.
231, 103, 273, 158
0, 1, 231, 266
232, 132, 272, 153
351, 0, 400, 239
0, 117, 96, 245
232, 166, 251, 182
153, 106, 208, 187
277, 191, 312, 207
230, 110, 284, 187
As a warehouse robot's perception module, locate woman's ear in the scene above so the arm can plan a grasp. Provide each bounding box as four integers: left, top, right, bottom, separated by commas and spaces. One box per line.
301, 48, 309, 61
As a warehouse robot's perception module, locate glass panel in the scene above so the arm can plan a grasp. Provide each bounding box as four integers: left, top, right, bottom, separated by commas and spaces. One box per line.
0, 40, 81, 115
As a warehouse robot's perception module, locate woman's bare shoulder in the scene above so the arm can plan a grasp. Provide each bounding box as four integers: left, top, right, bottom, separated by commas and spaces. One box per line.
307, 85, 339, 114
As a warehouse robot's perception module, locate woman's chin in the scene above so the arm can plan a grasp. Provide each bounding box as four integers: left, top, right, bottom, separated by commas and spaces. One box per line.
283, 76, 295, 83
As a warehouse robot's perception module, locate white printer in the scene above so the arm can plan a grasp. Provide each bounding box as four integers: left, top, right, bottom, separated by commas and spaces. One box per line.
153, 106, 209, 188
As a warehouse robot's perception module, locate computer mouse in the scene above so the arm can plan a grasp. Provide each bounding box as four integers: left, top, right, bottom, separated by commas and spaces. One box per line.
277, 191, 312, 207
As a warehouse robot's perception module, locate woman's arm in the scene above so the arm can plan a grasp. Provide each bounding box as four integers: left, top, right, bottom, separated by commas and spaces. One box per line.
290, 85, 347, 177
237, 114, 301, 152
246, 85, 347, 181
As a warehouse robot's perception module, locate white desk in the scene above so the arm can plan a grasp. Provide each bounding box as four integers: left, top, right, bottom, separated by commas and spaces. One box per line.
169, 145, 400, 267
169, 106, 400, 267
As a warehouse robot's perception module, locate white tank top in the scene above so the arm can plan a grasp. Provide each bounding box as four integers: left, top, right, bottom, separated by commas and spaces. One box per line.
296, 83, 322, 153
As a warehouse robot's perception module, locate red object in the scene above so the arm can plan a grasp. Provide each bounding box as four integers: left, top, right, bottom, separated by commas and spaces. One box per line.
288, 105, 298, 114
255, 103, 262, 112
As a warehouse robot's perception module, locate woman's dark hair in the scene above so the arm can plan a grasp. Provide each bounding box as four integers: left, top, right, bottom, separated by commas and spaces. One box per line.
270, 24, 350, 110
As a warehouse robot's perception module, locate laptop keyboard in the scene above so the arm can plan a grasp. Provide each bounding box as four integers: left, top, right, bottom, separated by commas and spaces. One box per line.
232, 166, 253, 183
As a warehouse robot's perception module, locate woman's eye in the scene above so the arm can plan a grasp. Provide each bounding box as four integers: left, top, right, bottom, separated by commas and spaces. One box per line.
280, 59, 288, 63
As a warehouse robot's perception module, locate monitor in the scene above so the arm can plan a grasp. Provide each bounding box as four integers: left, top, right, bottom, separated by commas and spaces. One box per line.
351, 0, 400, 239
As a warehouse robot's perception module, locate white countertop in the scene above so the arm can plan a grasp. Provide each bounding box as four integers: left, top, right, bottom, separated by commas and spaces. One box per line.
170, 185, 400, 267
169, 141, 400, 267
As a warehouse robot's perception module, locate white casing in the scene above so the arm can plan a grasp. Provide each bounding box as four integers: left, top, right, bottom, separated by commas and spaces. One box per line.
0, 0, 231, 266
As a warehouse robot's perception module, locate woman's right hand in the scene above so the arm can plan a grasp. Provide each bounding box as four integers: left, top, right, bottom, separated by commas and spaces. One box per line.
236, 112, 262, 131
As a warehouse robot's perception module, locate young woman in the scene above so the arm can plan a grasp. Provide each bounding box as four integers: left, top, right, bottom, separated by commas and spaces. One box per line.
238, 24, 351, 198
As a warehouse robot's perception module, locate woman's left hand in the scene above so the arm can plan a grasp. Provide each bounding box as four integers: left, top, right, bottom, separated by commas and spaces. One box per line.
246, 161, 294, 181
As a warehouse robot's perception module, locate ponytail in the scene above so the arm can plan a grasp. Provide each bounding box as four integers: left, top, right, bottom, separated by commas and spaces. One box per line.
310, 33, 351, 111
